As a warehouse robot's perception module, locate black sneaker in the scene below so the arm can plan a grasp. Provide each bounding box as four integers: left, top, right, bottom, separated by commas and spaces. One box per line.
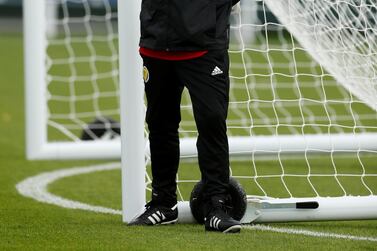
204, 199, 241, 233
128, 201, 178, 226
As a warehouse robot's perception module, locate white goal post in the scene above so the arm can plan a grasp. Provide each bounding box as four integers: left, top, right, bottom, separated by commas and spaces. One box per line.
24, 0, 377, 223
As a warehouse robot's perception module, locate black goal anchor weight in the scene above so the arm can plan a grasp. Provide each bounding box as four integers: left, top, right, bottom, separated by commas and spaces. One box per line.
189, 177, 247, 224
81, 117, 121, 140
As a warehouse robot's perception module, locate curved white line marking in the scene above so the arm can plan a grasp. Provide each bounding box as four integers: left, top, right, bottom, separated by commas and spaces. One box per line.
16, 162, 122, 215
16, 163, 377, 242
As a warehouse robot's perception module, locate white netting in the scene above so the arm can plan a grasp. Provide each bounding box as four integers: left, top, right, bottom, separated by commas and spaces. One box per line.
46, 0, 119, 141
222, 0, 377, 199
44, 0, 377, 200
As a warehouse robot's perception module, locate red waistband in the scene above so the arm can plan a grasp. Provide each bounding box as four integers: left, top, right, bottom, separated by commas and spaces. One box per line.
139, 47, 208, 61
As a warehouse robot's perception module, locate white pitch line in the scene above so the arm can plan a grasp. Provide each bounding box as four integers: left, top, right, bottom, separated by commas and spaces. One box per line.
16, 162, 122, 215
16, 163, 377, 243
243, 224, 377, 242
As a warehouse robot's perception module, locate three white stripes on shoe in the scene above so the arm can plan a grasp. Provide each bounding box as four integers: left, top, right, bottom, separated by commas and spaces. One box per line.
209, 216, 222, 230
146, 204, 178, 225
147, 211, 166, 225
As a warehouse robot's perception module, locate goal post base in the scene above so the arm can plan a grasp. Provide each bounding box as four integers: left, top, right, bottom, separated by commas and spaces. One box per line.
27, 133, 377, 160
176, 196, 377, 224
26, 141, 121, 160
243, 196, 377, 223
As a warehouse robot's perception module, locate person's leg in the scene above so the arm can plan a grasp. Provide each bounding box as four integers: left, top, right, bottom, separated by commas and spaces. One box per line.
176, 50, 230, 207
143, 56, 184, 208
175, 51, 241, 232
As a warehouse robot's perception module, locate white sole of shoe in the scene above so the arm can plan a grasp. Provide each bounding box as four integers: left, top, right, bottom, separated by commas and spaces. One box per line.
223, 225, 242, 233
160, 218, 178, 225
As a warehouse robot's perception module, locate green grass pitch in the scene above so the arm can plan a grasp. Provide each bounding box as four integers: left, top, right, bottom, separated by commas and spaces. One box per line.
1, 33, 377, 250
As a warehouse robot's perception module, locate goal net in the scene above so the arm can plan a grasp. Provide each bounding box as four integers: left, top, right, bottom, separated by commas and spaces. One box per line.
24, 0, 377, 222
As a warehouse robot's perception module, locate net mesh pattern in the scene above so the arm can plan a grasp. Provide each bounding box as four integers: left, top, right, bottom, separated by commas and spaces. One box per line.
45, 0, 377, 200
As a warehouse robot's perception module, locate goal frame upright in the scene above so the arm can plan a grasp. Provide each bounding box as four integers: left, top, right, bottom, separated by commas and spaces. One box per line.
118, 0, 146, 223
24, 0, 47, 160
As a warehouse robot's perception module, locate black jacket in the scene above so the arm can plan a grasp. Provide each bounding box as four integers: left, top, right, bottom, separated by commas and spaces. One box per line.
140, 0, 240, 51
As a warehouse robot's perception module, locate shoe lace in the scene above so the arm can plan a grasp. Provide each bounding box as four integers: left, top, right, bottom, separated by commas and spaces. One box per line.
205, 200, 230, 221
133, 201, 157, 221
145, 201, 155, 210
224, 200, 234, 214
215, 197, 233, 214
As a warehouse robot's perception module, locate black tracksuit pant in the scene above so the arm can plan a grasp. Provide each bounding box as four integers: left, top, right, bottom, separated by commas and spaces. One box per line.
142, 50, 230, 209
